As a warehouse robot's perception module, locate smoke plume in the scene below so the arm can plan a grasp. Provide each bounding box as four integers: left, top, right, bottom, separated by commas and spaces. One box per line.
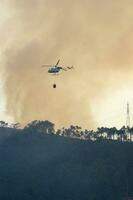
1, 0, 133, 128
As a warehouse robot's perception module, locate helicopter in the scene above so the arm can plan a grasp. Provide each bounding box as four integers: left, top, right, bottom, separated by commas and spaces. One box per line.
42, 59, 74, 88
42, 59, 74, 74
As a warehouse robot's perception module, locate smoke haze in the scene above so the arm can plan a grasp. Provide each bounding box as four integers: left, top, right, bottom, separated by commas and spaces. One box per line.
1, 0, 133, 128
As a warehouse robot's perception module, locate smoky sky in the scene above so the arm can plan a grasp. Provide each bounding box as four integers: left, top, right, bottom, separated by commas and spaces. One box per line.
2, 0, 133, 128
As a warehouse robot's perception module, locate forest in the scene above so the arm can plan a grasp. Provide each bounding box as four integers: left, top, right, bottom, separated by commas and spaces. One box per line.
0, 120, 133, 200
0, 120, 132, 141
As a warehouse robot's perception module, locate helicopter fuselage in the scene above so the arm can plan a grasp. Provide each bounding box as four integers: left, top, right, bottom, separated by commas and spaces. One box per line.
48, 66, 62, 74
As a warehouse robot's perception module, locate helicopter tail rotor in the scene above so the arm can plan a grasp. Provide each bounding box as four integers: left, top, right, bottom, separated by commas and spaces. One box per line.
67, 66, 74, 69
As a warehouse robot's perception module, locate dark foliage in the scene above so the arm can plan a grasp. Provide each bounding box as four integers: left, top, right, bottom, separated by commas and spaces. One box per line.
0, 121, 133, 200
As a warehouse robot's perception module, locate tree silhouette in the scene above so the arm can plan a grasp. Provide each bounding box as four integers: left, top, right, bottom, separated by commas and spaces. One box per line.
0, 121, 8, 128
129, 127, 133, 141
25, 120, 55, 134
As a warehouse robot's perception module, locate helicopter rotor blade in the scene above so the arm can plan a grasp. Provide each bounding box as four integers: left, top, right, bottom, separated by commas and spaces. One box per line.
55, 59, 60, 66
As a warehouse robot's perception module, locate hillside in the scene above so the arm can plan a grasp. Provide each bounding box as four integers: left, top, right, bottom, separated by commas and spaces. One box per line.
0, 128, 133, 200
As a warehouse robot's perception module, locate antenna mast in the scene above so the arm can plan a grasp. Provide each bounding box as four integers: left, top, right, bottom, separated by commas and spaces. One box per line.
126, 102, 130, 128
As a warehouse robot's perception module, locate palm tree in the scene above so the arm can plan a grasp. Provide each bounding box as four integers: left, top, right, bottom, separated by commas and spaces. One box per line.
106, 127, 117, 140
96, 127, 106, 140
110, 127, 117, 140
128, 127, 133, 141
117, 126, 126, 141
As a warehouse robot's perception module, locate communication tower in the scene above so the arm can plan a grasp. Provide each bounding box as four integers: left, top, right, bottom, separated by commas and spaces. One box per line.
126, 102, 130, 128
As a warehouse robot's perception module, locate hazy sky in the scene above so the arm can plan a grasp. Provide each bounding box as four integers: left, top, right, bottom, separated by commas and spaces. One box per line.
1, 0, 133, 129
